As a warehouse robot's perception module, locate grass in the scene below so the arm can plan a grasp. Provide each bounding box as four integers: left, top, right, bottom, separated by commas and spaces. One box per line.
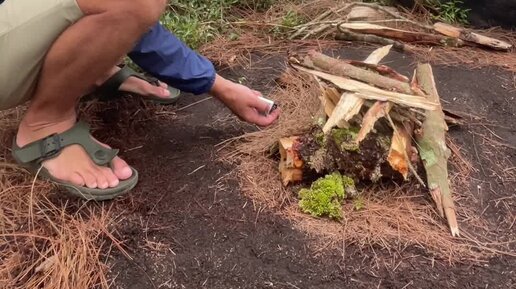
160, 0, 280, 49
432, 0, 470, 25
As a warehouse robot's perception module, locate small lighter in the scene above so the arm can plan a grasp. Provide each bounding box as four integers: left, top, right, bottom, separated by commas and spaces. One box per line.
258, 96, 278, 116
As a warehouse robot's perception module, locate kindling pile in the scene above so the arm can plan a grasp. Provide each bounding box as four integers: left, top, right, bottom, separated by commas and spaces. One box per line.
278, 45, 461, 236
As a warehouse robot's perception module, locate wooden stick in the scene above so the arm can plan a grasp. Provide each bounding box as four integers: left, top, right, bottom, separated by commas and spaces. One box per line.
335, 29, 412, 52
339, 23, 464, 47
304, 50, 414, 94
433, 22, 512, 51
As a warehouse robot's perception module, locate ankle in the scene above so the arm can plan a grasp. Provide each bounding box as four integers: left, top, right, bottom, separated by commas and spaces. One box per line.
17, 113, 76, 147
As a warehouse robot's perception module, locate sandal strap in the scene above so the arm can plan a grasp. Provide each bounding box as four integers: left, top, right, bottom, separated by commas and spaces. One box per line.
13, 121, 118, 166
97, 66, 160, 100
98, 66, 135, 99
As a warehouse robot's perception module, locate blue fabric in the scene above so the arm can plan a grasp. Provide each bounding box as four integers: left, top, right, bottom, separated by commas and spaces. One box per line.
128, 23, 216, 95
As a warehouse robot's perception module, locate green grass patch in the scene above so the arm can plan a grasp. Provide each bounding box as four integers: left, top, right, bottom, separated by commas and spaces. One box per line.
160, 0, 280, 49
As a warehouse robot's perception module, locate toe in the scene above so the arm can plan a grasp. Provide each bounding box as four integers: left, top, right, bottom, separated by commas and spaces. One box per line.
158, 86, 171, 98
82, 171, 98, 189
94, 168, 109, 189
111, 156, 133, 180
101, 167, 120, 188
69, 172, 85, 187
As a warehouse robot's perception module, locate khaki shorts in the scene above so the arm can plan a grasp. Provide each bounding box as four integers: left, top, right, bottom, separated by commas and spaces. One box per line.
0, 0, 83, 110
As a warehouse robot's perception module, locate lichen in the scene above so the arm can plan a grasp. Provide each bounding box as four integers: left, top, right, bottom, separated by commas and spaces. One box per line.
342, 175, 357, 197
331, 127, 360, 151
352, 196, 365, 211
376, 134, 392, 152
298, 172, 356, 220
369, 164, 382, 183
308, 147, 327, 173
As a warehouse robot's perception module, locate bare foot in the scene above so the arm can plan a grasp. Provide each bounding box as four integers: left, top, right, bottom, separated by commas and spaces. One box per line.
97, 66, 172, 99
16, 118, 132, 189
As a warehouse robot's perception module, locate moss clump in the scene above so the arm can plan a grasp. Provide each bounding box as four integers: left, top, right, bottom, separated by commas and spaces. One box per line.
331, 128, 360, 151
298, 172, 356, 220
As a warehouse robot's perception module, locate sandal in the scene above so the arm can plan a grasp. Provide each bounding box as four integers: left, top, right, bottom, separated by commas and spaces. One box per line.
12, 121, 139, 201
97, 65, 181, 104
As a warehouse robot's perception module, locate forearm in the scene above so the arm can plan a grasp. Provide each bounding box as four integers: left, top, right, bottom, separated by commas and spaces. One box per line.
128, 23, 216, 95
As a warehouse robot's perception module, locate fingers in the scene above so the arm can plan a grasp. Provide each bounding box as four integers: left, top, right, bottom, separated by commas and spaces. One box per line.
247, 106, 281, 127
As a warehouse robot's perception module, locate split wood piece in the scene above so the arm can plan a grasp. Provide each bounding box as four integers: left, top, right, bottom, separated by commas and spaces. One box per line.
348, 61, 409, 82
321, 87, 337, 118
304, 50, 413, 94
357, 101, 393, 143
363, 44, 393, 64
433, 22, 512, 51
322, 44, 394, 133
355, 44, 396, 143
339, 23, 464, 47
346, 5, 398, 22
291, 64, 439, 110
336, 29, 413, 52
361, 44, 409, 82
325, 86, 342, 105
279, 137, 304, 186
415, 63, 459, 237
323, 93, 364, 133
387, 120, 413, 180
320, 85, 346, 119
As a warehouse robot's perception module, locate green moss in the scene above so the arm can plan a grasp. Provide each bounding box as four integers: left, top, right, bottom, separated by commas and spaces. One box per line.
314, 131, 326, 146
331, 128, 360, 151
298, 172, 356, 220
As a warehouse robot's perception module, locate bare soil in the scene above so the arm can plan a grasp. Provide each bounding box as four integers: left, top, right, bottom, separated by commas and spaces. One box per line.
89, 46, 515, 289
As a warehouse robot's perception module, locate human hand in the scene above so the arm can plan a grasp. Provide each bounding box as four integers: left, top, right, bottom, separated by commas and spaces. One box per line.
209, 74, 280, 126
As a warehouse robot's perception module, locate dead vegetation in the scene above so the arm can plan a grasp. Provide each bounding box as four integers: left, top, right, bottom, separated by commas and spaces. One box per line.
201, 0, 516, 72
0, 99, 152, 289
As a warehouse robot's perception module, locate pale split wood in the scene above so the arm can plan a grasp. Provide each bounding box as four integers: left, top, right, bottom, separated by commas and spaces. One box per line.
356, 101, 393, 143
291, 64, 439, 110
322, 93, 365, 133
363, 44, 393, 64
346, 6, 397, 22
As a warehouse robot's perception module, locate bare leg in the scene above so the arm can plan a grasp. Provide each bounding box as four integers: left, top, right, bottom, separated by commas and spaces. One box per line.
16, 0, 166, 189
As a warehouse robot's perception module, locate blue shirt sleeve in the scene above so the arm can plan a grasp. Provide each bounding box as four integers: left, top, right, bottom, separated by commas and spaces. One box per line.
128, 23, 216, 95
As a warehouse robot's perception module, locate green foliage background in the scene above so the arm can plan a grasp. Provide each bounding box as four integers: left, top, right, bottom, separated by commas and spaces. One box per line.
161, 0, 279, 49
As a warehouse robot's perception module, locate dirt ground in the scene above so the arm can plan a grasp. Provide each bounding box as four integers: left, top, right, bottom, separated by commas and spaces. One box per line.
87, 46, 516, 289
